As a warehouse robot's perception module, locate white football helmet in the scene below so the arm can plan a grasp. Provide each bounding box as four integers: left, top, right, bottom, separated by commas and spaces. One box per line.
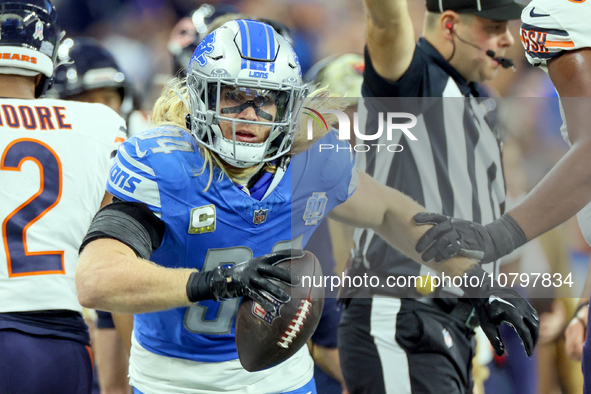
186, 19, 307, 168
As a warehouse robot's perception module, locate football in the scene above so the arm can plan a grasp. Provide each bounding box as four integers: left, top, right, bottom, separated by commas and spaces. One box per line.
235, 250, 324, 372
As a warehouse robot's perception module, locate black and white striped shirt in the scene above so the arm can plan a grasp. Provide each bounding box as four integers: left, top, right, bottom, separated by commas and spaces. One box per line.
354, 38, 505, 297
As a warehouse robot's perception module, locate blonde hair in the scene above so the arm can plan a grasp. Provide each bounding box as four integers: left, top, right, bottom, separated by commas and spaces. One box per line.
152, 78, 348, 190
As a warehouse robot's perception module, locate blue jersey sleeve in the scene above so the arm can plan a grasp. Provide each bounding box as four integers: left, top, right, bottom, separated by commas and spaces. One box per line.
290, 130, 358, 247
106, 130, 163, 214
308, 129, 358, 204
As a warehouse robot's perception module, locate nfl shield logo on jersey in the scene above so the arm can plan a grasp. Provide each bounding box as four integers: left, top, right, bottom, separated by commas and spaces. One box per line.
442, 328, 453, 348
253, 208, 268, 225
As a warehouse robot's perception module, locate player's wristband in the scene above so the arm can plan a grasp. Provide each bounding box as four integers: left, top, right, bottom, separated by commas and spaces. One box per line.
186, 271, 214, 303
485, 213, 527, 260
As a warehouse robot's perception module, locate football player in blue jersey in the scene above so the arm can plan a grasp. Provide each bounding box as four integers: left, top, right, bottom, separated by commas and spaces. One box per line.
76, 19, 538, 394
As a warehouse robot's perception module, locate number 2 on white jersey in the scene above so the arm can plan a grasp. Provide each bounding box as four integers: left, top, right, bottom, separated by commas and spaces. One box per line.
1, 138, 64, 277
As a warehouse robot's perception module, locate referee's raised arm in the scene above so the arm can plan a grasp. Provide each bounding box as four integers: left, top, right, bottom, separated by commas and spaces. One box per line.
364, 0, 415, 82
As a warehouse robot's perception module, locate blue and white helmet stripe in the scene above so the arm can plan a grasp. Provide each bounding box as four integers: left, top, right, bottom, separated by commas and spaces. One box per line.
236, 19, 277, 61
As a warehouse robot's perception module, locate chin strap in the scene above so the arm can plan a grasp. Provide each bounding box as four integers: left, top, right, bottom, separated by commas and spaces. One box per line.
220, 101, 274, 121
173, 87, 191, 112
262, 156, 289, 200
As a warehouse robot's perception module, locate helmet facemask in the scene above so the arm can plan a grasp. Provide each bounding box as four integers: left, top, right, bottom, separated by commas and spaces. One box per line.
185, 20, 307, 169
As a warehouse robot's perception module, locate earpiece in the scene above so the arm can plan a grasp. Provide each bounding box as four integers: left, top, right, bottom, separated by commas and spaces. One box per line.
447, 23, 516, 70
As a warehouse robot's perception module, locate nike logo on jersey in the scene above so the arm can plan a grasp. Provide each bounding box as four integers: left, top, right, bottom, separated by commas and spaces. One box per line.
489, 295, 515, 308
529, 7, 550, 17
135, 140, 148, 158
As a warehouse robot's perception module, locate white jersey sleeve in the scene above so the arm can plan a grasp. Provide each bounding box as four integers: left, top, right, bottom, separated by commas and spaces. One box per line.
521, 0, 591, 71
0, 98, 126, 313
522, 0, 591, 247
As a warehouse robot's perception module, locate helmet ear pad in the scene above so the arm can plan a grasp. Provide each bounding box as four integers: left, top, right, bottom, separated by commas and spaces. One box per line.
186, 74, 211, 142
36, 75, 54, 98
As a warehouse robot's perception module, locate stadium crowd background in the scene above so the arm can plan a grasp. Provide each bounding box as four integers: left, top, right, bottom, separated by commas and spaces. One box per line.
51, 0, 571, 196
49, 0, 588, 393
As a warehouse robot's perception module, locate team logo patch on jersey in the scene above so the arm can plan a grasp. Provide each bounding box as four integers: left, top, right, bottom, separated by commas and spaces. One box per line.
303, 192, 328, 226
188, 205, 216, 234
253, 208, 268, 225
252, 299, 282, 324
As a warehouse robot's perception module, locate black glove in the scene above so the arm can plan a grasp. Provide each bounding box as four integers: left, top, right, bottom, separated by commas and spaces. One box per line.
414, 212, 527, 264
462, 265, 539, 357
186, 249, 303, 313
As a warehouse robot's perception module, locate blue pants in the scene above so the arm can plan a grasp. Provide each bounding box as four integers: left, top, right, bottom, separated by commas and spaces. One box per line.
583, 316, 591, 394
0, 329, 93, 394
133, 377, 317, 394
484, 324, 537, 394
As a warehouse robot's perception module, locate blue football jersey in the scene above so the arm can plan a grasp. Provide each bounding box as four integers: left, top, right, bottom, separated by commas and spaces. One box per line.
106, 126, 357, 363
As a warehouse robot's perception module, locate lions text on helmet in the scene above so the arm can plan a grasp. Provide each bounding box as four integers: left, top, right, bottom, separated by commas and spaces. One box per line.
185, 19, 306, 168
304, 108, 418, 153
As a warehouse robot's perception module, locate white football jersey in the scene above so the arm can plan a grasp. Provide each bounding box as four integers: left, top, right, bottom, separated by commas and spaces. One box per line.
521, 0, 591, 72
0, 98, 126, 313
522, 0, 591, 245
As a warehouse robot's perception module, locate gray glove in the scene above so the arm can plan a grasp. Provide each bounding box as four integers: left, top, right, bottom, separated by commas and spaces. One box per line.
414, 212, 527, 264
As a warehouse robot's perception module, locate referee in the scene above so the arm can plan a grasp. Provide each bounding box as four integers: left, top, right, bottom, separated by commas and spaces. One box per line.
338, 0, 525, 393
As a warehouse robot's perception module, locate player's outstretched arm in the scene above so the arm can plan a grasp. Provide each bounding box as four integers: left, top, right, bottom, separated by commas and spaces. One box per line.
77, 238, 195, 314
412, 50, 591, 265
329, 172, 539, 355
329, 172, 474, 276
506, 49, 591, 240
364, 0, 415, 82
76, 201, 300, 314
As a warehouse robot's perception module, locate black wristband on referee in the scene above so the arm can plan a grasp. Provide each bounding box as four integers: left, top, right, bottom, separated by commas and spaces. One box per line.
186, 271, 214, 303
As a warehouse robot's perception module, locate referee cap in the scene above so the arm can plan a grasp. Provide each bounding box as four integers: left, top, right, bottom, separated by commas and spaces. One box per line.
426, 0, 525, 20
